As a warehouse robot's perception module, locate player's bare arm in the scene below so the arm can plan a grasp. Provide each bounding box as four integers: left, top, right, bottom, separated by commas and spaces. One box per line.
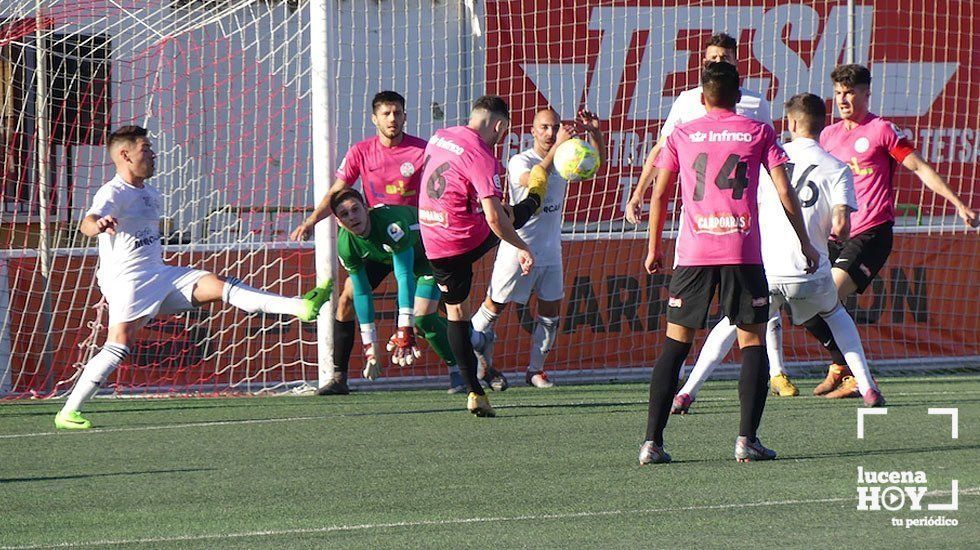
644, 168, 674, 274
626, 135, 667, 224
577, 109, 606, 167
769, 164, 820, 272
518, 123, 575, 187
901, 151, 979, 228
482, 195, 535, 274
79, 213, 118, 237
289, 178, 349, 241
831, 204, 854, 242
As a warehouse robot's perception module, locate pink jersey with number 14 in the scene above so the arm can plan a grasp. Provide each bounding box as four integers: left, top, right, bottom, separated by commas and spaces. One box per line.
418, 126, 504, 259
656, 109, 789, 266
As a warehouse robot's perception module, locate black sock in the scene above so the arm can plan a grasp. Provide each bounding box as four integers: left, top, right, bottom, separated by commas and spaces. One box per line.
447, 320, 484, 395
738, 345, 769, 438
803, 315, 847, 365
644, 337, 691, 445
333, 319, 356, 375
511, 195, 541, 229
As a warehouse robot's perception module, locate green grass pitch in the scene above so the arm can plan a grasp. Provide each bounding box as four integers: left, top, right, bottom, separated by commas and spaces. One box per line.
1, 375, 977, 548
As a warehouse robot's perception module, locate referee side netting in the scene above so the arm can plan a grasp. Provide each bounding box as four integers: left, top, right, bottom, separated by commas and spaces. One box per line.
1, 1, 977, 398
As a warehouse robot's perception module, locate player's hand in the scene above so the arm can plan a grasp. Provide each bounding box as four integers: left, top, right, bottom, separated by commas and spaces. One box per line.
577, 109, 601, 135
517, 249, 534, 276
625, 195, 644, 224
957, 205, 978, 228
386, 326, 422, 366
644, 248, 665, 274
554, 123, 576, 147
362, 341, 383, 380
95, 215, 118, 235
289, 222, 312, 241
802, 242, 820, 274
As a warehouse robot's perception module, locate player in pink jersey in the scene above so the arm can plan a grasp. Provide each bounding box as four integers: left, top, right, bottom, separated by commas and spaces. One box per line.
638, 63, 819, 465
419, 95, 548, 416
288, 91, 455, 395
802, 64, 978, 397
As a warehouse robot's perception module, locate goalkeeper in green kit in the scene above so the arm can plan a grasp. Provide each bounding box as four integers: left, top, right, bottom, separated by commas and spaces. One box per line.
330, 187, 461, 387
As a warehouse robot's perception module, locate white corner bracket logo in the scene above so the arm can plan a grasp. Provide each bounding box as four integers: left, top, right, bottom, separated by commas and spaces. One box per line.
856, 408, 960, 518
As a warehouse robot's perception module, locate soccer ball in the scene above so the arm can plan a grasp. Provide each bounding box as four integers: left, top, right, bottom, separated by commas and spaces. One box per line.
553, 138, 600, 181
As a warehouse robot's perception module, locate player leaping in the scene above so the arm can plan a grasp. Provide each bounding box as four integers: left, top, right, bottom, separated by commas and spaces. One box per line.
638, 63, 818, 465
671, 93, 885, 415
55, 126, 331, 430
471, 108, 605, 389
331, 188, 461, 384
801, 64, 977, 398
419, 95, 547, 417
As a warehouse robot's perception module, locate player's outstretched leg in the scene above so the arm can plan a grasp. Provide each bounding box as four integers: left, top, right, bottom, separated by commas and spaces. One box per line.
765, 314, 798, 397
803, 315, 851, 395
317, 279, 357, 396
55, 342, 130, 430
673, 317, 737, 413
414, 312, 464, 393
470, 303, 507, 391
525, 312, 558, 388
640, 337, 691, 464
820, 306, 885, 406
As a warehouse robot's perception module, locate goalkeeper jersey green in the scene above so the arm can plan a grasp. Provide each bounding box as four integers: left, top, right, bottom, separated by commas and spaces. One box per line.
336, 205, 431, 278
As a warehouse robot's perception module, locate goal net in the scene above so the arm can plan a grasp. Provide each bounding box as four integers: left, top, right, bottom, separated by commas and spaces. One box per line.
1, 0, 977, 398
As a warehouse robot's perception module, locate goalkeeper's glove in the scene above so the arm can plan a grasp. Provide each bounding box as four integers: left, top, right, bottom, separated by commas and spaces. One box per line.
387, 326, 422, 366
360, 323, 383, 381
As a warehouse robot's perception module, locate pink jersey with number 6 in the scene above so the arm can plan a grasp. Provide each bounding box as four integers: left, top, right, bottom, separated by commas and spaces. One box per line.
656, 110, 789, 266
418, 126, 504, 259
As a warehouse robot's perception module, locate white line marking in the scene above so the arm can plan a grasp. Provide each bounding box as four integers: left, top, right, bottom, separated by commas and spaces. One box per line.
2, 387, 977, 440
5, 488, 975, 549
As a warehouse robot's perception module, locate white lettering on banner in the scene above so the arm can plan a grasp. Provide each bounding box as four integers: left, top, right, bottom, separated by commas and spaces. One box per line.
527, 5, 955, 121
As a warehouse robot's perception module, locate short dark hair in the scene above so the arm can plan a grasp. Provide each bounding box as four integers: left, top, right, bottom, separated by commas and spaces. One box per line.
329, 187, 365, 215
831, 64, 872, 88
707, 32, 737, 51
784, 93, 827, 133
107, 125, 148, 152
372, 91, 406, 112
472, 95, 509, 119
701, 62, 740, 108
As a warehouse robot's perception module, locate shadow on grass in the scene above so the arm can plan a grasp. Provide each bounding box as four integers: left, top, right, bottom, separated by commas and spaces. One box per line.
0, 467, 216, 484
663, 443, 980, 465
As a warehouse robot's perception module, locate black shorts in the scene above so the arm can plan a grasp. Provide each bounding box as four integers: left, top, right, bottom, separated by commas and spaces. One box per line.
667, 265, 770, 329
364, 259, 393, 290
829, 221, 893, 294
429, 234, 500, 305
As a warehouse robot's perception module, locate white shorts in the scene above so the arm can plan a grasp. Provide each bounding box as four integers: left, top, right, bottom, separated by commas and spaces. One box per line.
488, 261, 564, 304
101, 265, 210, 326
769, 275, 840, 325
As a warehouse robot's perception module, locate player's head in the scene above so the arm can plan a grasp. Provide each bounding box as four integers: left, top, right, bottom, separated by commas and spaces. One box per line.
107, 125, 155, 180
371, 91, 407, 141
530, 109, 560, 153
830, 64, 872, 121
700, 61, 741, 110
704, 33, 737, 66
469, 95, 510, 146
330, 187, 370, 236
784, 93, 827, 139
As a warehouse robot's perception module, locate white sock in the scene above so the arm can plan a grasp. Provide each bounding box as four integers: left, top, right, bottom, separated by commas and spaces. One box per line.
223, 278, 303, 316
766, 314, 786, 378
822, 305, 876, 393
678, 317, 737, 398
471, 304, 498, 334
528, 315, 558, 373
61, 343, 129, 413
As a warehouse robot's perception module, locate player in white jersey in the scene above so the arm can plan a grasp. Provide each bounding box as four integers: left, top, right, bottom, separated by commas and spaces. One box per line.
671, 94, 886, 414
470, 109, 605, 388
625, 32, 772, 224
54, 126, 331, 430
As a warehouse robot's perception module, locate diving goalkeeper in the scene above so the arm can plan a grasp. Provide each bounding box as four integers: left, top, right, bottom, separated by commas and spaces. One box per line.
331, 187, 460, 383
